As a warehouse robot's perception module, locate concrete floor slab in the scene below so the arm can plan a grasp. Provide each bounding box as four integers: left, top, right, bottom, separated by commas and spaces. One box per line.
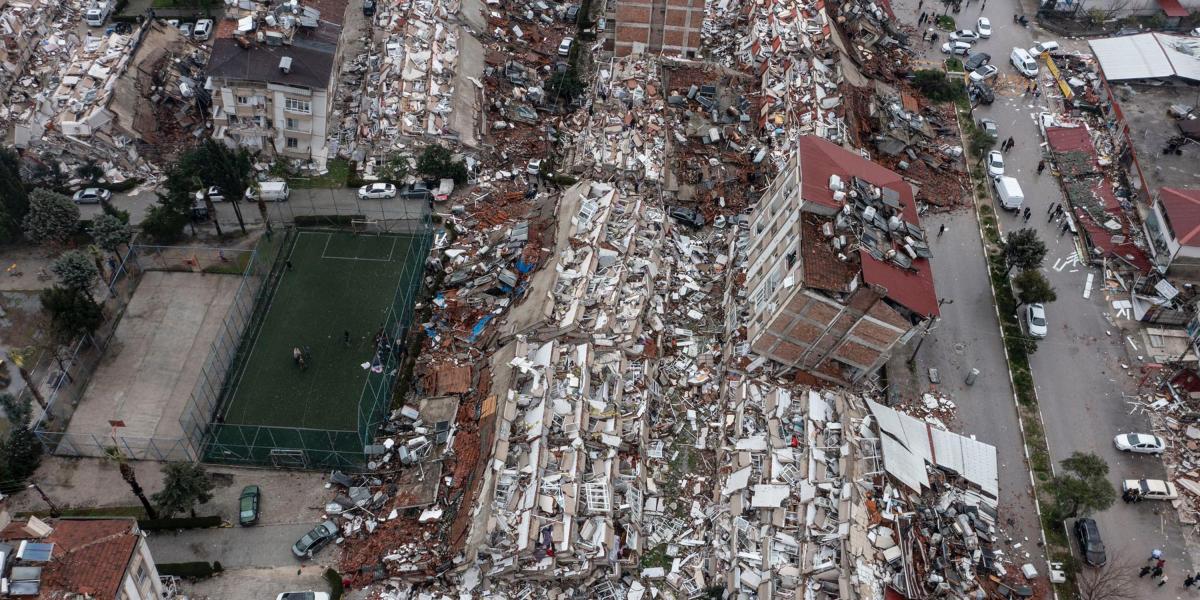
65, 271, 242, 451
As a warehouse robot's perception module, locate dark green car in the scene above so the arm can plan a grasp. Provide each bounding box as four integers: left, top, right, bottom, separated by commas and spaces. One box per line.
238, 485, 260, 526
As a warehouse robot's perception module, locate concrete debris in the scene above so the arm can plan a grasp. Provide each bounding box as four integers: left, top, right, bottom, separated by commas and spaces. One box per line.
5, 19, 208, 182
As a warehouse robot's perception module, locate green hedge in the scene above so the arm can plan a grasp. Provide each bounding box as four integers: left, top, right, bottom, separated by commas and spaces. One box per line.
137, 515, 222, 531
293, 214, 364, 226
157, 561, 223, 579
323, 568, 344, 599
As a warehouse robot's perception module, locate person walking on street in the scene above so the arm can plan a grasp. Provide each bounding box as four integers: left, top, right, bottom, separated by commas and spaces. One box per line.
1185, 573, 1195, 587
918, 0, 924, 8
1023, 207, 1031, 222
1156, 558, 1167, 570
1151, 548, 1164, 561
1141, 565, 1155, 578
1046, 202, 1055, 214
938, 223, 946, 237
1159, 575, 1169, 587
1152, 566, 1164, 578
1037, 160, 1046, 174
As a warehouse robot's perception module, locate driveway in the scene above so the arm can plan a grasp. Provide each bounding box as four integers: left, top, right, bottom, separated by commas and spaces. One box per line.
147, 521, 340, 569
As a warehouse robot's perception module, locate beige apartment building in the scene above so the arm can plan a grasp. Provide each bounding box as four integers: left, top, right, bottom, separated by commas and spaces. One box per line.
207, 0, 347, 167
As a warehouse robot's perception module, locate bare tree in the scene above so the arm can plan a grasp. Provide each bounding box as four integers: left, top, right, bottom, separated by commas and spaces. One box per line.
1077, 554, 1138, 600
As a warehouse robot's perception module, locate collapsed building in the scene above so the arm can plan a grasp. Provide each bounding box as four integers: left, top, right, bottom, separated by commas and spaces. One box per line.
744, 135, 938, 385
5, 19, 208, 178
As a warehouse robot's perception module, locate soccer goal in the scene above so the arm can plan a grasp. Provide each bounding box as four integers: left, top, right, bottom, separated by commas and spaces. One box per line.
350, 218, 380, 235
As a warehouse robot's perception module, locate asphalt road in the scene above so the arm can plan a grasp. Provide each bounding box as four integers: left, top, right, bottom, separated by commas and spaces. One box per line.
147, 521, 340, 569
79, 187, 428, 228
896, 0, 1194, 578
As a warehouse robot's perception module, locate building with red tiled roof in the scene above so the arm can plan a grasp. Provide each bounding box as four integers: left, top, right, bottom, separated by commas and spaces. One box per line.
1147, 187, 1200, 277
0, 517, 163, 600
745, 135, 937, 385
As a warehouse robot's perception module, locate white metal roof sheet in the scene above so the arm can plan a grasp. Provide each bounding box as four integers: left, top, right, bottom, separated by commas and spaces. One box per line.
868, 400, 998, 497
880, 435, 930, 493
1089, 33, 1200, 82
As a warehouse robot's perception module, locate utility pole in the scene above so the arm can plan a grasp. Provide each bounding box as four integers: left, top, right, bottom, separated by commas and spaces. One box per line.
28, 483, 61, 518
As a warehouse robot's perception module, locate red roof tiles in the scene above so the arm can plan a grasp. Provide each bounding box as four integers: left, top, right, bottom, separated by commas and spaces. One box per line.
1, 519, 139, 599
1159, 187, 1200, 247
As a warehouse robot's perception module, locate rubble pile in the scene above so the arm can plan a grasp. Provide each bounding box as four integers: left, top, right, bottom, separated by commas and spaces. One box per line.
0, 0, 61, 103
1139, 389, 1200, 526
4, 20, 209, 181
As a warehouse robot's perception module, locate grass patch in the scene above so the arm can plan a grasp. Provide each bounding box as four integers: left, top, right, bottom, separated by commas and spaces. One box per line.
945, 57, 963, 72
935, 14, 955, 30
287, 159, 352, 189
641, 544, 671, 569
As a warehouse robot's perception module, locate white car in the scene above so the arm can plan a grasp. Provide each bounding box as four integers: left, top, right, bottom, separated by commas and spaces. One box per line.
1123, 479, 1178, 501
1113, 433, 1167, 454
193, 18, 213, 41
357, 183, 397, 200
986, 150, 1005, 177
942, 41, 972, 55
1026, 303, 1047, 338
1010, 47, 1039, 78
976, 17, 992, 38
969, 64, 999, 83
949, 29, 980, 43
72, 187, 112, 204
276, 593, 330, 600
557, 37, 574, 56
1028, 40, 1060, 55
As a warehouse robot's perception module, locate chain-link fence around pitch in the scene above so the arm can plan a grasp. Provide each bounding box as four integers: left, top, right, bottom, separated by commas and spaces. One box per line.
183, 220, 432, 470
33, 242, 272, 462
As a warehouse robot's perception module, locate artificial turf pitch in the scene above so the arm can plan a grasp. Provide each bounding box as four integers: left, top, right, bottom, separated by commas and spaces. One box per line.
218, 230, 423, 433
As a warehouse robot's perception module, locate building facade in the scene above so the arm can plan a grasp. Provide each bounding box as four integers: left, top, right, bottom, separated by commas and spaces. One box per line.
745, 136, 937, 385
207, 0, 347, 167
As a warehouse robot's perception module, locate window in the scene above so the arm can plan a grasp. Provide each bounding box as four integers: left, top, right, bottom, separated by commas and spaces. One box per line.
284, 98, 311, 114
136, 564, 149, 585
236, 95, 249, 105
285, 118, 299, 130
286, 137, 299, 149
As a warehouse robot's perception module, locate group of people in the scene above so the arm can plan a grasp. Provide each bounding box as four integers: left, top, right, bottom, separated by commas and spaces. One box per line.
1137, 549, 1200, 589
292, 346, 312, 371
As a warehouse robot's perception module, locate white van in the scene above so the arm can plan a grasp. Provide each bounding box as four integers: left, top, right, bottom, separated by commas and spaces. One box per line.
994, 176, 1024, 210
84, 1, 110, 26
1010, 47, 1038, 78
244, 181, 290, 202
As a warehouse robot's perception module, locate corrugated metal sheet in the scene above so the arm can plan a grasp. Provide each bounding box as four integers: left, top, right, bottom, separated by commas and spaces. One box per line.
1089, 33, 1200, 82
868, 400, 999, 498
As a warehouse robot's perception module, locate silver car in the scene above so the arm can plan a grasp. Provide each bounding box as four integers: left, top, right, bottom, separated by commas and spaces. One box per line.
72, 187, 112, 204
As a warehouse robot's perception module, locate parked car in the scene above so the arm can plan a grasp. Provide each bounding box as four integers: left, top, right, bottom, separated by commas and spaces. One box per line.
276, 592, 330, 600
362, 0, 375, 15
203, 186, 225, 202
179, 22, 193, 38
968, 64, 999, 83
357, 182, 397, 200
564, 4, 580, 22
1010, 47, 1039, 78
964, 52, 991, 71
978, 118, 998, 139
527, 158, 542, 176
976, 17, 992, 38
669, 206, 705, 229
292, 520, 338, 559
238, 485, 261, 526
986, 150, 1004, 177
244, 181, 290, 202
949, 29, 979, 43
72, 187, 111, 204
1026, 303, 1047, 338
968, 82, 995, 105
193, 19, 213, 41
1123, 479, 1178, 501
557, 37, 574, 56
1113, 433, 1167, 454
941, 41, 972, 56
1074, 518, 1107, 567
1028, 40, 1060, 55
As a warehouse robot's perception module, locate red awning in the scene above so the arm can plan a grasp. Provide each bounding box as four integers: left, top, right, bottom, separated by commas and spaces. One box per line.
1158, 0, 1188, 18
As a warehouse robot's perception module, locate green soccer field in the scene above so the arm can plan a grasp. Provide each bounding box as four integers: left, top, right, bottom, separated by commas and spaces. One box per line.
218, 230, 424, 433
